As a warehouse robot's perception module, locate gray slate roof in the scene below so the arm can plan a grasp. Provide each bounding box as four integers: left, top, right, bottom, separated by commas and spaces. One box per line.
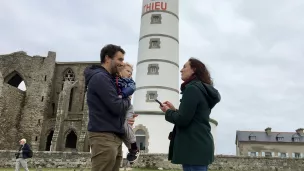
236, 130, 304, 144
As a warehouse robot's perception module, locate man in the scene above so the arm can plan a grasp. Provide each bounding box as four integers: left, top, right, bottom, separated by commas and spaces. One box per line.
15, 138, 31, 171
84, 44, 137, 171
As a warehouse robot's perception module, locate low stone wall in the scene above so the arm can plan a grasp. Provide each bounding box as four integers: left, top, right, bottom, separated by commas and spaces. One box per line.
1, 150, 304, 171
0, 150, 91, 169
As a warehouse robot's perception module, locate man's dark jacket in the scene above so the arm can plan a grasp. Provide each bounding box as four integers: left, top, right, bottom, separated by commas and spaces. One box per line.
84, 65, 131, 135
15, 143, 31, 159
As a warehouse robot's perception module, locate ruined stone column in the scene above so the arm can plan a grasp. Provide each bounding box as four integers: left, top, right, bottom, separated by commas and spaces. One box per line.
0, 71, 3, 117
77, 92, 89, 152
51, 80, 78, 151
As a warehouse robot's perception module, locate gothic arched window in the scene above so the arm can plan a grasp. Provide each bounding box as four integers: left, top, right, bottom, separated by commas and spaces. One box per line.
63, 68, 75, 82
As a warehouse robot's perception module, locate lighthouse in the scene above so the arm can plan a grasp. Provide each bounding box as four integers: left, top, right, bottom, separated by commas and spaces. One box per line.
123, 0, 180, 155
122, 0, 218, 156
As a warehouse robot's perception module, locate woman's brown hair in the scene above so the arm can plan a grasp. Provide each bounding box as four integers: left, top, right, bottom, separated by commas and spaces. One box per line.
188, 57, 213, 85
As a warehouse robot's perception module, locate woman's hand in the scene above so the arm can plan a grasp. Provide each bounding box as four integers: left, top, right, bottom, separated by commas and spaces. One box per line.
163, 101, 176, 110
159, 104, 170, 112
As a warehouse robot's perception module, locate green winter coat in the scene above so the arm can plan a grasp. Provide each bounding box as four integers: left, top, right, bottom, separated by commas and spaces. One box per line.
165, 79, 221, 166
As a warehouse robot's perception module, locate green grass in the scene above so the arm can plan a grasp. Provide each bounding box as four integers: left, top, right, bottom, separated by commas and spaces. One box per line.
0, 169, 182, 171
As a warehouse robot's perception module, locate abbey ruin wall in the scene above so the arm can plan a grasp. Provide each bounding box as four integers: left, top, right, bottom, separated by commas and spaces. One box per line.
0, 151, 303, 171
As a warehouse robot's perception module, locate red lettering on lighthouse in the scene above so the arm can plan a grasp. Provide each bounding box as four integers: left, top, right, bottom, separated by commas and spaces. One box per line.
155, 2, 160, 10
161, 2, 167, 10
143, 2, 167, 13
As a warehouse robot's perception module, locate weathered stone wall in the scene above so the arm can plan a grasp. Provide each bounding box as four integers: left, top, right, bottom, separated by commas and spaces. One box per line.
0, 51, 57, 151
0, 151, 304, 171
0, 85, 25, 150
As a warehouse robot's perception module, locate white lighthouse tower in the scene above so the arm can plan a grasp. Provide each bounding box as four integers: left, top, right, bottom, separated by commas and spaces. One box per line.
122, 0, 218, 156
125, 0, 180, 155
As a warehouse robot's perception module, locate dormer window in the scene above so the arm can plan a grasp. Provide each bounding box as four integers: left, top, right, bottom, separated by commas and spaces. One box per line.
277, 137, 284, 141
293, 137, 300, 142
249, 135, 256, 141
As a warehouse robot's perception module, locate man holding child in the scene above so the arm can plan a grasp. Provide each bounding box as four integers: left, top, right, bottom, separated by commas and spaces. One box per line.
84, 44, 138, 171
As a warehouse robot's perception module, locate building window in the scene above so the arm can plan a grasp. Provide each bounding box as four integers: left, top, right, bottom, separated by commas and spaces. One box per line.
294, 153, 300, 158
146, 91, 158, 102
147, 64, 159, 75
277, 137, 284, 141
151, 14, 162, 24
265, 152, 272, 157
280, 153, 287, 158
249, 135, 256, 141
250, 152, 256, 157
293, 137, 300, 142
149, 38, 161, 49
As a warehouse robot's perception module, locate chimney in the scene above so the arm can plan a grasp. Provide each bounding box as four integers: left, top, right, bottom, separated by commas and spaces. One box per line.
296, 128, 304, 136
265, 127, 272, 135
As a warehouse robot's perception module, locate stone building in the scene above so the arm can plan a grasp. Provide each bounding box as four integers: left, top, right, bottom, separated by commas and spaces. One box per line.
0, 51, 95, 152
235, 127, 304, 158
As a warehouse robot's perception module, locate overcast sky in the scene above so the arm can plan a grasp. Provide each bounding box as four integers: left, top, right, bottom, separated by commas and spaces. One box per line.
1, 0, 304, 155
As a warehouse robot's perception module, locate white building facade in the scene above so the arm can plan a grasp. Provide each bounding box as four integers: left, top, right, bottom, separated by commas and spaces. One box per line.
123, 0, 218, 157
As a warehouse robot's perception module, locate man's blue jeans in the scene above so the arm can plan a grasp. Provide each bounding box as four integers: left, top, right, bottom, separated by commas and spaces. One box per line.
182, 164, 208, 171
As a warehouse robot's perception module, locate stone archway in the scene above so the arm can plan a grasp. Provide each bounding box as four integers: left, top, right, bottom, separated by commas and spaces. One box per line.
64, 129, 78, 150
133, 124, 150, 153
45, 129, 54, 151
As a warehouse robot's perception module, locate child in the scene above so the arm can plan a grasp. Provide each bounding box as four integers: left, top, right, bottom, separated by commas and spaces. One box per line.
114, 62, 140, 164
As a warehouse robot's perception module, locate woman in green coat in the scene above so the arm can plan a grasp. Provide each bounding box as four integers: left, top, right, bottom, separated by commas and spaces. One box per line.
159, 58, 221, 171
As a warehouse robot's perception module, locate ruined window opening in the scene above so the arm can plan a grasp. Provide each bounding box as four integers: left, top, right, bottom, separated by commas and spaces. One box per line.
45, 130, 54, 151
44, 75, 47, 81
65, 130, 77, 149
5, 71, 26, 91
52, 103, 56, 116
35, 136, 38, 141
151, 14, 162, 24
41, 96, 44, 102
63, 68, 75, 82
135, 129, 146, 151
68, 88, 74, 112
147, 64, 159, 75
37, 119, 41, 126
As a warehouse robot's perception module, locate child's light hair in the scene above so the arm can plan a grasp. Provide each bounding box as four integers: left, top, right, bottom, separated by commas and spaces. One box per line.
123, 62, 133, 71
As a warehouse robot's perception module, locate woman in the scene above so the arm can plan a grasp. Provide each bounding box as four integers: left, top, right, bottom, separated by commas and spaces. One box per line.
160, 58, 221, 171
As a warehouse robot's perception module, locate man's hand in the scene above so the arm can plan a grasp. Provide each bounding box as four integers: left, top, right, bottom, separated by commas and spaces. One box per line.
163, 101, 176, 110
127, 113, 138, 126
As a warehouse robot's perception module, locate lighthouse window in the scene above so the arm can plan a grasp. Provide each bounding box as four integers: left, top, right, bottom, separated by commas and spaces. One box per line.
149, 38, 161, 49
147, 64, 159, 75
146, 91, 158, 102
151, 14, 162, 24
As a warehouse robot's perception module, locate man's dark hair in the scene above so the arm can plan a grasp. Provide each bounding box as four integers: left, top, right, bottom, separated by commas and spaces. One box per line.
100, 44, 125, 64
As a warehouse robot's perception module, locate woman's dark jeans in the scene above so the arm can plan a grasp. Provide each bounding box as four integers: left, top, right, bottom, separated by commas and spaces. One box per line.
182, 164, 208, 171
